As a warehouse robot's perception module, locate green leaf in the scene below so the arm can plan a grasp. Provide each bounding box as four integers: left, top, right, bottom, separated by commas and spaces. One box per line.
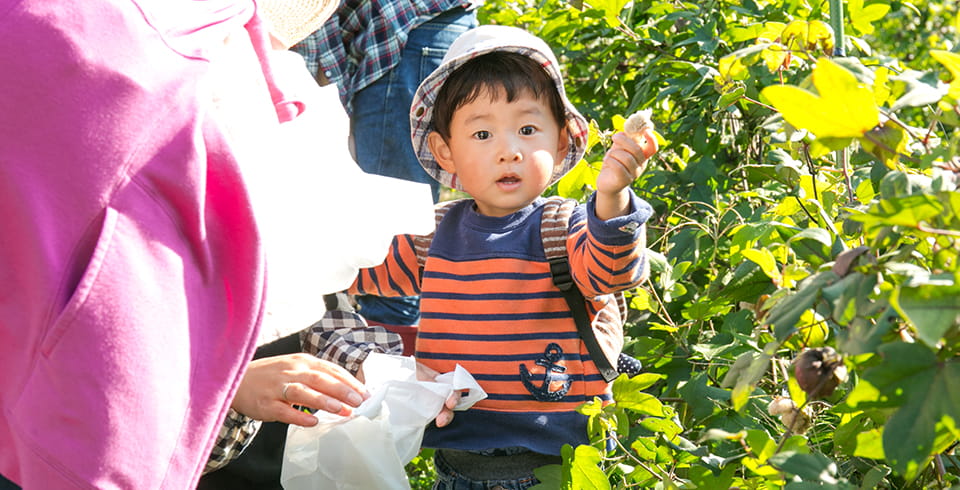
570, 445, 610, 490
890, 277, 960, 347
615, 390, 666, 416
834, 412, 885, 459
766, 271, 839, 341
640, 417, 682, 440
589, 0, 628, 27
761, 58, 879, 138
742, 429, 779, 476
859, 466, 891, 490
768, 452, 839, 483
931, 50, 960, 101
709, 260, 775, 304
860, 343, 960, 476
741, 248, 782, 284
678, 372, 731, 419
787, 228, 834, 265
530, 464, 563, 490
847, 0, 891, 35
848, 194, 943, 230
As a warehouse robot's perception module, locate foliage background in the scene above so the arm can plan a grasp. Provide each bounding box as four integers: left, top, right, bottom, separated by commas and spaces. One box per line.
411, 0, 960, 488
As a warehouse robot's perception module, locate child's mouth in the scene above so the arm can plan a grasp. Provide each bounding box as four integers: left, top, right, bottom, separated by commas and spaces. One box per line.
497, 176, 520, 184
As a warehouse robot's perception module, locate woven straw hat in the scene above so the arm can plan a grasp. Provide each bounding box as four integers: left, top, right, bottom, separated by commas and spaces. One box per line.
259, 0, 339, 49
409, 25, 589, 191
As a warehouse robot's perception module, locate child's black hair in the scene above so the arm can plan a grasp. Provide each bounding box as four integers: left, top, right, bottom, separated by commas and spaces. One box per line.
431, 51, 567, 140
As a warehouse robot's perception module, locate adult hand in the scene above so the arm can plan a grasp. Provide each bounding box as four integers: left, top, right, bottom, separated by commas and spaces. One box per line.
231, 353, 369, 427
416, 361, 459, 427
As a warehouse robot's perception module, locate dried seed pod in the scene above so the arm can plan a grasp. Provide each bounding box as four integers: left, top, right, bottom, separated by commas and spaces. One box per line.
793, 347, 847, 399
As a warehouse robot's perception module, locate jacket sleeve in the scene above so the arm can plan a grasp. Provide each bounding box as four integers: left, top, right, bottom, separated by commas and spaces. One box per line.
568, 192, 654, 297
348, 234, 423, 297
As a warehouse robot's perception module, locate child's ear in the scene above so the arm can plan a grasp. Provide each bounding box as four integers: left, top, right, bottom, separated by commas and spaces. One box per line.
427, 131, 457, 175
557, 127, 570, 159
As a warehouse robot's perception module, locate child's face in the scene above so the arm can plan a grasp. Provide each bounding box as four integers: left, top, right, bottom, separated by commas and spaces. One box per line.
428, 87, 568, 217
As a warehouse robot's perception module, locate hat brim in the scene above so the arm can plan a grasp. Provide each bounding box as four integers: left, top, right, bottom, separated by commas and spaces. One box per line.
409, 30, 588, 192
259, 0, 339, 49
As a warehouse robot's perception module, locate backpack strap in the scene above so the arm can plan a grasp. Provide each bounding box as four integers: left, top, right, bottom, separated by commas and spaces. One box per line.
540, 197, 620, 383
414, 199, 464, 272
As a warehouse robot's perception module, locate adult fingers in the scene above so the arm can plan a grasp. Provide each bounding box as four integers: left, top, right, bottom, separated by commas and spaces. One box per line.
288, 357, 368, 414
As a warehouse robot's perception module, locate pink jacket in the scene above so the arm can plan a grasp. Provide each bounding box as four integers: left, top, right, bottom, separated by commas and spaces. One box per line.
0, 0, 287, 487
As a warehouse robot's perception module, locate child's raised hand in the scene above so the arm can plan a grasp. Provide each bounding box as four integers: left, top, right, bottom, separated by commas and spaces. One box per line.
596, 111, 658, 196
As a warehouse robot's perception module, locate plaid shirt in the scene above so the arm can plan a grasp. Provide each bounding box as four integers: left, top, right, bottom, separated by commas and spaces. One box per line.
291, 0, 478, 114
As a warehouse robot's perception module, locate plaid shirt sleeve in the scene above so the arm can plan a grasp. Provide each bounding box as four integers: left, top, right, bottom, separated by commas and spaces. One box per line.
203, 408, 261, 474
300, 309, 403, 375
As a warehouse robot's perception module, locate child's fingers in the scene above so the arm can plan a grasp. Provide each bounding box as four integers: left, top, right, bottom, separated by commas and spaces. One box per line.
603, 149, 641, 182
628, 127, 658, 160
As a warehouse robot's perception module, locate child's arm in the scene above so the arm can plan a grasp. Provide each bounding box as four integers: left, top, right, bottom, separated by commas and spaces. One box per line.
594, 113, 658, 220
347, 234, 422, 297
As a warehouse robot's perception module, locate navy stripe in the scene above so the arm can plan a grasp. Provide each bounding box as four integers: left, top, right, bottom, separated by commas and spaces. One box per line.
417, 352, 590, 362
592, 245, 637, 261
365, 268, 381, 291
574, 230, 588, 249
472, 373, 607, 382
420, 310, 572, 321
392, 235, 419, 286
485, 393, 613, 402
421, 291, 564, 301
424, 270, 553, 281
417, 331, 579, 341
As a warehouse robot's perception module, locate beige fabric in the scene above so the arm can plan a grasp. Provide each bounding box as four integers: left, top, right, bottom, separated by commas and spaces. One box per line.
259, 0, 339, 48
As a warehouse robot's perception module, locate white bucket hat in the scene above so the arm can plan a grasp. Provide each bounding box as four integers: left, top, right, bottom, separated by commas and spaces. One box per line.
409, 25, 589, 191
259, 0, 340, 48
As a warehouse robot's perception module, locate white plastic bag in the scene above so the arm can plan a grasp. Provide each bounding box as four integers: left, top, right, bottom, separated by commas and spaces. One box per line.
280, 353, 486, 490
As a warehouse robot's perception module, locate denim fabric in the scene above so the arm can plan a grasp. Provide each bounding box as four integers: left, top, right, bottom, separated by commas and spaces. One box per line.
0, 473, 19, 490
431, 451, 540, 490
351, 7, 477, 326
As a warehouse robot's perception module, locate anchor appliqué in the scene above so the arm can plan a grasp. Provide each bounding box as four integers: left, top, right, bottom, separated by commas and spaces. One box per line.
520, 343, 571, 401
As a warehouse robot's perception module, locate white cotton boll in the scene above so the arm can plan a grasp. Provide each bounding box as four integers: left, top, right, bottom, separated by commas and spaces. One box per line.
767, 396, 797, 416
624, 109, 654, 136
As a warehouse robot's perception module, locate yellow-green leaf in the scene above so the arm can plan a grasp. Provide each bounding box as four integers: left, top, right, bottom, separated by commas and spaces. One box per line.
873, 66, 892, 106
629, 288, 654, 312
848, 0, 891, 35
761, 58, 879, 138
781, 19, 808, 50
761, 44, 789, 72
570, 445, 610, 490
741, 248, 782, 285
932, 50, 960, 101
806, 20, 834, 52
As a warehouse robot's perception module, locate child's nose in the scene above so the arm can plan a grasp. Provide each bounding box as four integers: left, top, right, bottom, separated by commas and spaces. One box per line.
498, 139, 522, 163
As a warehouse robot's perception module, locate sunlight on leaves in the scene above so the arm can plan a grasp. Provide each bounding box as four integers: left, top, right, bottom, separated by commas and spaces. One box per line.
761, 58, 879, 138
847, 0, 891, 35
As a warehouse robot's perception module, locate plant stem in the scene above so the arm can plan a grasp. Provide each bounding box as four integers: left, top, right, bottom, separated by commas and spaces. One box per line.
829, 0, 845, 57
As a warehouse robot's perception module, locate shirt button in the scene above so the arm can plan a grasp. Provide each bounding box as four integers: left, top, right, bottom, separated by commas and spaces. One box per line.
324, 70, 333, 78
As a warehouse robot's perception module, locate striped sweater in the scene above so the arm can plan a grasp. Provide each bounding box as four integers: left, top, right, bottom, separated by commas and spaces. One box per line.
349, 193, 652, 455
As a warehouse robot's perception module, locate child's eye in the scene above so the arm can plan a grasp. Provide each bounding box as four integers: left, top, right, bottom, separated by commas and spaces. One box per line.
474, 130, 491, 140
519, 126, 537, 136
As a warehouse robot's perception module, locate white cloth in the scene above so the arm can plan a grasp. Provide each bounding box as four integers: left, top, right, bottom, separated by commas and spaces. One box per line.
216, 48, 436, 344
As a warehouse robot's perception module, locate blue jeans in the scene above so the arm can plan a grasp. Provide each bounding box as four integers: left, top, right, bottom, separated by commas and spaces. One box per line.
0, 473, 19, 490
350, 7, 477, 326
432, 450, 541, 490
